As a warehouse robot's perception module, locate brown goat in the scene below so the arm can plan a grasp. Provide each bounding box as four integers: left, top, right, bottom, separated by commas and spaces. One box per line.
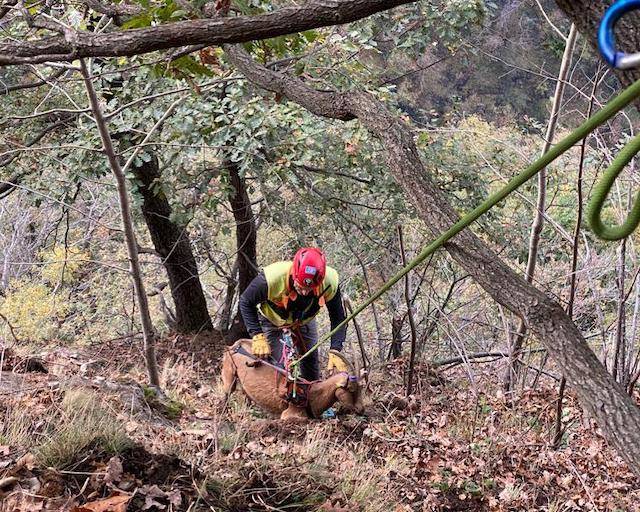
221, 339, 364, 420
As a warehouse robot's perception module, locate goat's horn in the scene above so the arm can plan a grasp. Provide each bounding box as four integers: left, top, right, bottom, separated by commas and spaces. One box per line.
330, 349, 354, 374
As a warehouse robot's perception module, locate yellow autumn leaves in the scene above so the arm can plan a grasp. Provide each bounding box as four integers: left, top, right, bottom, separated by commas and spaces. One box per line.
0, 246, 88, 342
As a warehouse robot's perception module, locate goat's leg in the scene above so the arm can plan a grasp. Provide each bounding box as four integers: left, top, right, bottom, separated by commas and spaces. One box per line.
280, 404, 309, 422
221, 352, 238, 394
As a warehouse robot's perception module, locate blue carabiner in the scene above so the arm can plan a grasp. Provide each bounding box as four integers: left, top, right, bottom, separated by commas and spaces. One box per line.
598, 0, 640, 69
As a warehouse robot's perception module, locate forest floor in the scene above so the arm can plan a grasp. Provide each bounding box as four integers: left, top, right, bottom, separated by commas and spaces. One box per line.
0, 333, 638, 512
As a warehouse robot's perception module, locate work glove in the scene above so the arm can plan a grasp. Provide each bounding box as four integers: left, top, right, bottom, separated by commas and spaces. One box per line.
327, 349, 350, 373
251, 333, 271, 359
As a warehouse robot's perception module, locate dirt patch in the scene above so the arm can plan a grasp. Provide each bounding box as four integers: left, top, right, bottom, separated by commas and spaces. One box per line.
1, 348, 48, 373
120, 445, 193, 487
248, 418, 310, 440
161, 331, 228, 374
439, 490, 488, 511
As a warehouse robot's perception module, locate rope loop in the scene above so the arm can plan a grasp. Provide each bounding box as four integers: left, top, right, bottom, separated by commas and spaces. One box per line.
588, 131, 640, 240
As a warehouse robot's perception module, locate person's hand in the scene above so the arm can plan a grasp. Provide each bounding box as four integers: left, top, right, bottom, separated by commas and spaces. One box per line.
327, 349, 350, 373
251, 333, 271, 358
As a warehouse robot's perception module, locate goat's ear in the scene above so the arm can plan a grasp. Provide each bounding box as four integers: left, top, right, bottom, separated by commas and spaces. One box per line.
335, 375, 348, 390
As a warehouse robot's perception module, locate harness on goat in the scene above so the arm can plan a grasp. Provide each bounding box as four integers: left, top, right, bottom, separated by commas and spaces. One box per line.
278, 328, 307, 406
232, 335, 315, 410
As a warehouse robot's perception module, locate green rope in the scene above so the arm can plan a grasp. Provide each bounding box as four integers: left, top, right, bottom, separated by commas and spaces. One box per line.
292, 77, 640, 367
587, 129, 640, 240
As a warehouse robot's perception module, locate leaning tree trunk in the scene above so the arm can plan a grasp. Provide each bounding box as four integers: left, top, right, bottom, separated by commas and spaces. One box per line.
225, 44, 640, 476
224, 159, 258, 342
132, 154, 213, 334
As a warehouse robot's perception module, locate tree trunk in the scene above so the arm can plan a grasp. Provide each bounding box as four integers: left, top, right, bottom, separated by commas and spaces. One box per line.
390, 314, 404, 360
504, 24, 577, 392
225, 44, 640, 476
398, 225, 418, 396
79, 60, 160, 387
218, 259, 239, 332
613, 239, 628, 384
227, 160, 258, 292
224, 160, 258, 342
132, 154, 213, 334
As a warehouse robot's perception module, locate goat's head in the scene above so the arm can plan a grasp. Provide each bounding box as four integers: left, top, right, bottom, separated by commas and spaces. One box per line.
333, 370, 366, 414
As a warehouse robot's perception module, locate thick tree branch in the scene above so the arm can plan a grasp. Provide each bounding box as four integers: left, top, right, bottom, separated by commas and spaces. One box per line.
225, 44, 640, 476
0, 0, 415, 65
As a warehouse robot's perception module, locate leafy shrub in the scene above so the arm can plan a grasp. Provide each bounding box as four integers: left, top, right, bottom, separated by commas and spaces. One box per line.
0, 279, 69, 342
39, 245, 89, 286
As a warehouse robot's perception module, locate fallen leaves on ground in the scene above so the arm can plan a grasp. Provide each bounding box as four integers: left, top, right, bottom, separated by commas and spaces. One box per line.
70, 494, 130, 512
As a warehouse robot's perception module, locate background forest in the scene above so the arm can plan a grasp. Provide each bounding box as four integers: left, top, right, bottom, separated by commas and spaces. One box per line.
1, 0, 640, 510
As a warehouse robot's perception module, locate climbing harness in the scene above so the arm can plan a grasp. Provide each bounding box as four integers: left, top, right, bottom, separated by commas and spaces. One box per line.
279, 328, 305, 405
232, 341, 314, 408
292, 10, 640, 367
598, 0, 640, 69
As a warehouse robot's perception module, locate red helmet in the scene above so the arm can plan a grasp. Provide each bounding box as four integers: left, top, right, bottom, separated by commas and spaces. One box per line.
291, 247, 326, 288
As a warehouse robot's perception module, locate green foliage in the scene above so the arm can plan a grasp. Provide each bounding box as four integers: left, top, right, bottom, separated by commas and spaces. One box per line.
419, 115, 517, 216
154, 55, 215, 80
122, 0, 191, 28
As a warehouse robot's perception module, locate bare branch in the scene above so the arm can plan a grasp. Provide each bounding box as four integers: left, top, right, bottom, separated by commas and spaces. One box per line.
296, 162, 372, 184
0, 311, 19, 343
534, 0, 568, 42
6, 107, 90, 121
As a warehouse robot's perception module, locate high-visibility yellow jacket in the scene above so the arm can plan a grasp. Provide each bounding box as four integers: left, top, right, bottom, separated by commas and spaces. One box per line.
259, 261, 339, 327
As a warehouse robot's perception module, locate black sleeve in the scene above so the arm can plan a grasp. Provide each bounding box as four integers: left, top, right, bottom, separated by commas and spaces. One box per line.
238, 272, 268, 337
325, 286, 347, 351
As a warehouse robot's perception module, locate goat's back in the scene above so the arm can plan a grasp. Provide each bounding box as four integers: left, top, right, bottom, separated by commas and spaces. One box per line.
223, 339, 289, 414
